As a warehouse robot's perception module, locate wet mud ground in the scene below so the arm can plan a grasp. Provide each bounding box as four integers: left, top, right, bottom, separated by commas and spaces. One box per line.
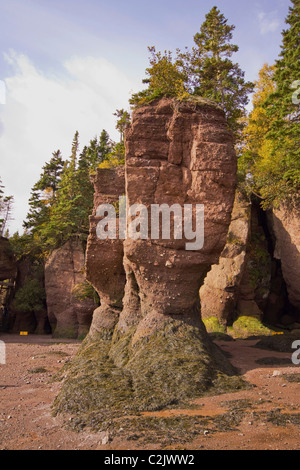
1, 333, 300, 450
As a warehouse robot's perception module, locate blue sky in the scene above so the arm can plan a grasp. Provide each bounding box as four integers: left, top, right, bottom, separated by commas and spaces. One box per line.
0, 0, 292, 233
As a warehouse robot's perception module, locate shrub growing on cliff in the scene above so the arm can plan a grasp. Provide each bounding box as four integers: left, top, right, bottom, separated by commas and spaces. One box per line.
130, 7, 254, 142
72, 280, 99, 303
13, 278, 46, 314
130, 47, 190, 106
113, 109, 131, 143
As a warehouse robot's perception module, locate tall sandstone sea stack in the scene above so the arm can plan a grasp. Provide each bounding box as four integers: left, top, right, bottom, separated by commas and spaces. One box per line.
45, 238, 97, 339
54, 98, 247, 425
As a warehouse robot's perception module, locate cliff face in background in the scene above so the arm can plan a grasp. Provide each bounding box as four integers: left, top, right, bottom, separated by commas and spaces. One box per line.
271, 204, 300, 313
201, 196, 300, 336
200, 192, 251, 325
45, 238, 97, 338
6, 255, 48, 334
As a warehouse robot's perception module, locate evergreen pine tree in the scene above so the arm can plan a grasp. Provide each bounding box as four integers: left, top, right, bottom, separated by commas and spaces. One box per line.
41, 151, 79, 247
34, 150, 64, 199
71, 130, 79, 167
0, 177, 14, 236
39, 131, 95, 248
23, 151, 64, 233
85, 138, 99, 170
84, 130, 112, 171
264, 0, 300, 198
190, 6, 254, 138
98, 129, 112, 163
113, 109, 131, 143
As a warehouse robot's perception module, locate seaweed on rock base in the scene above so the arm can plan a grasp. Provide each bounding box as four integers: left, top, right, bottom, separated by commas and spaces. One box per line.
52, 317, 250, 433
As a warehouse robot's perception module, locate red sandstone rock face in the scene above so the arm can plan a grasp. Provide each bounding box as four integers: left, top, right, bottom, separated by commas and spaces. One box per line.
85, 167, 126, 339
272, 205, 300, 312
200, 195, 274, 328
0, 237, 16, 281
116, 97, 237, 339
45, 238, 96, 338
200, 193, 251, 325
85, 98, 237, 339
57, 98, 240, 412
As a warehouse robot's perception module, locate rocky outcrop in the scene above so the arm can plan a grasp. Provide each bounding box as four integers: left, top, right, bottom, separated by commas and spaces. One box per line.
200, 196, 273, 333
54, 97, 246, 422
0, 237, 17, 281
115, 97, 236, 340
200, 195, 300, 335
85, 167, 126, 339
271, 204, 300, 314
110, 97, 240, 408
236, 204, 272, 319
45, 238, 97, 338
200, 192, 251, 325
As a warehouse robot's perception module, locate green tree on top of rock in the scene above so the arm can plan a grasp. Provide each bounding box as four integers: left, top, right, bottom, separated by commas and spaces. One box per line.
130, 47, 190, 106
130, 6, 254, 141
113, 109, 131, 143
190, 6, 254, 138
34, 131, 93, 250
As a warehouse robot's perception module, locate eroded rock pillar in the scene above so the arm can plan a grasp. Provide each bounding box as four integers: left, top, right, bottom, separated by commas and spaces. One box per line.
54, 98, 244, 418
85, 167, 126, 340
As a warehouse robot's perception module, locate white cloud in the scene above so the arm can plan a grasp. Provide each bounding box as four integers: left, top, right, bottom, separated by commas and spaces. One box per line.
0, 51, 140, 234
258, 11, 280, 35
